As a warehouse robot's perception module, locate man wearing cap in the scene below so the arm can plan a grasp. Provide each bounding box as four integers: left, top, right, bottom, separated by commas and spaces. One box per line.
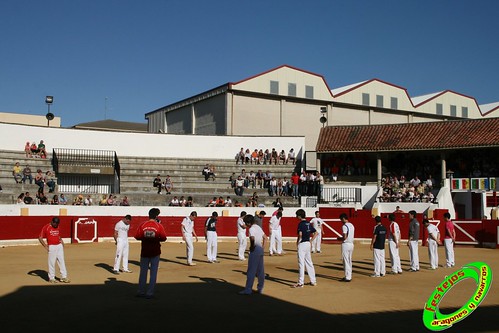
38, 217, 70, 283
407, 210, 420, 272
181, 211, 199, 266
113, 215, 133, 274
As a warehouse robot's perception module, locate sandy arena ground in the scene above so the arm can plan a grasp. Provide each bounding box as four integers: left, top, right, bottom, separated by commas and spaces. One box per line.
0, 240, 498, 333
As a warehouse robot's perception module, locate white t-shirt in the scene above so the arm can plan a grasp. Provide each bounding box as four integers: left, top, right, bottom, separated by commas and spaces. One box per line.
237, 217, 246, 235
310, 217, 323, 232
249, 224, 265, 255
388, 221, 401, 242
114, 220, 130, 241
427, 223, 439, 241
269, 215, 281, 231
181, 216, 194, 235
342, 222, 355, 243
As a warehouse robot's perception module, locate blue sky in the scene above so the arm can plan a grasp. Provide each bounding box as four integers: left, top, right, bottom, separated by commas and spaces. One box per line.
1, 0, 498, 127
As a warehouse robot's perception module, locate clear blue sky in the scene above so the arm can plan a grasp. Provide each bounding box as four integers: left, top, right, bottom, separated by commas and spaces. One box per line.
1, 0, 498, 127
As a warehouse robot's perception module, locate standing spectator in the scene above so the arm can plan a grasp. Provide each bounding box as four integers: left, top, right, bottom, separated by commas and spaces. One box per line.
38, 217, 70, 283
113, 215, 133, 274
407, 210, 420, 272
338, 213, 355, 282
443, 212, 456, 268
255, 170, 264, 188
291, 172, 300, 199
12, 162, 22, 183
204, 212, 219, 263
269, 211, 283, 256
22, 165, 33, 184
135, 208, 167, 299
236, 211, 247, 261
181, 211, 199, 266
387, 214, 403, 274
234, 175, 245, 196
424, 219, 441, 270
293, 209, 317, 288
310, 211, 324, 253
370, 216, 387, 277
316, 172, 325, 199
239, 214, 266, 295
153, 174, 162, 194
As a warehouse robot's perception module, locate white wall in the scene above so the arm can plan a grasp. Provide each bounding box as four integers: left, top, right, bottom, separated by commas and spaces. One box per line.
0, 123, 305, 160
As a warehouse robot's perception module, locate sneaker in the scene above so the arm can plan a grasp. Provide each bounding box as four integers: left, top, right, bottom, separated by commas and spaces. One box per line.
188, 263, 197, 266
310, 282, 317, 286
60, 278, 70, 283
112, 270, 120, 275
122, 269, 133, 273
370, 274, 380, 278
292, 283, 304, 288
398, 271, 403, 274
49, 279, 57, 283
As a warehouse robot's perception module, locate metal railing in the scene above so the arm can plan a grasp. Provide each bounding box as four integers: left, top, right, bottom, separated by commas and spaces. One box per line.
318, 187, 362, 204
53, 148, 117, 169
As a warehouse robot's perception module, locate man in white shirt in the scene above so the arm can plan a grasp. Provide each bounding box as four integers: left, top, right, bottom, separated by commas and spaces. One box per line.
269, 211, 283, 256
424, 219, 441, 270
181, 211, 199, 266
237, 211, 247, 261
338, 213, 355, 282
239, 214, 266, 295
113, 215, 132, 274
387, 214, 402, 274
310, 211, 324, 253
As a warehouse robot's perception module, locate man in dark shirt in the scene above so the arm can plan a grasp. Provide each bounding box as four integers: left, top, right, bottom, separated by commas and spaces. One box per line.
293, 209, 317, 288
407, 210, 420, 272
370, 216, 387, 277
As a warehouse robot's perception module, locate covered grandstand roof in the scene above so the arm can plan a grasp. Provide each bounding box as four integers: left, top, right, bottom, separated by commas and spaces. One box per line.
316, 117, 499, 153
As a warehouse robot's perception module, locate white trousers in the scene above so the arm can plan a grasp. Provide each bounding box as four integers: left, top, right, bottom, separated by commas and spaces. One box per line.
444, 238, 455, 267
388, 240, 402, 273
312, 231, 322, 252
184, 234, 194, 264
243, 251, 264, 293
269, 229, 282, 255
428, 239, 438, 269
341, 242, 354, 280
206, 231, 218, 262
409, 241, 419, 270
297, 242, 316, 285
237, 233, 247, 260
48, 243, 67, 280
113, 238, 129, 271
138, 255, 160, 297
373, 248, 386, 276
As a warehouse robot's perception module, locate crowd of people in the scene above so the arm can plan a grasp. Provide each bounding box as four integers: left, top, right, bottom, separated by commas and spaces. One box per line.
24, 140, 48, 159
378, 175, 437, 203
235, 147, 296, 165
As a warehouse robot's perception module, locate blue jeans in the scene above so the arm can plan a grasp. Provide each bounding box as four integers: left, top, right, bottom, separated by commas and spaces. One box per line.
138, 255, 160, 297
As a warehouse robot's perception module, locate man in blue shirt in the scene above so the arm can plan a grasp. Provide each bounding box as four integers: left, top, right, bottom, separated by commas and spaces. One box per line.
293, 209, 317, 288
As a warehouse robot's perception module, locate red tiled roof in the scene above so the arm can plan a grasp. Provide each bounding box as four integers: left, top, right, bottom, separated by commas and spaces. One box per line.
316, 118, 499, 153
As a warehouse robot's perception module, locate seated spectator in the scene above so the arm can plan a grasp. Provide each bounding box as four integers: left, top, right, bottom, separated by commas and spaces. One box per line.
271, 148, 278, 165
215, 196, 225, 207
59, 193, 68, 205
38, 140, 47, 159
50, 194, 59, 205
99, 194, 108, 206
277, 178, 284, 196
163, 175, 173, 194
258, 149, 264, 164
24, 141, 32, 158
248, 171, 256, 188
279, 150, 286, 164
30, 142, 39, 157
22, 165, 33, 184
169, 196, 180, 207
264, 149, 271, 165
236, 147, 245, 165
202, 164, 215, 181
179, 196, 187, 207
106, 194, 115, 206
234, 200, 243, 207
34, 169, 45, 191
255, 170, 264, 188
120, 196, 130, 206
24, 192, 34, 204
185, 196, 194, 207
251, 149, 259, 164
153, 174, 162, 194
273, 197, 283, 209
44, 170, 56, 193
36, 189, 48, 205
13, 162, 22, 184
263, 170, 272, 188
17, 193, 25, 204
207, 196, 217, 207
244, 149, 251, 164
287, 148, 296, 165
73, 195, 84, 205
225, 196, 233, 207
240, 169, 248, 187
393, 206, 404, 213
234, 175, 245, 196
268, 177, 277, 196
229, 172, 237, 188
84, 195, 93, 206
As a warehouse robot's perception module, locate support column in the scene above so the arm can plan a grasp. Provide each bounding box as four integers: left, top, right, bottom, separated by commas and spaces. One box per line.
377, 155, 382, 187
441, 153, 447, 187
191, 104, 196, 134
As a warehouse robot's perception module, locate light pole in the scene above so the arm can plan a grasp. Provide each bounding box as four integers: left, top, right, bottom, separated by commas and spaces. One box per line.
45, 96, 54, 127
319, 106, 327, 127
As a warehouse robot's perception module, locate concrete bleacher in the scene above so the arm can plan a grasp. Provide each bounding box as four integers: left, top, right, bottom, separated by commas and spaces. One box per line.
0, 150, 301, 207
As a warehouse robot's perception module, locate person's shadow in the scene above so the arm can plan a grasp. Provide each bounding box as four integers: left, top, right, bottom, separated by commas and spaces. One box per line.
95, 263, 116, 273
27, 269, 49, 282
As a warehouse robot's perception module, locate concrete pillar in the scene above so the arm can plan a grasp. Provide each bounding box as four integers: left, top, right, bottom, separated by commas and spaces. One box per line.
377, 156, 382, 187
441, 154, 447, 187
191, 104, 196, 134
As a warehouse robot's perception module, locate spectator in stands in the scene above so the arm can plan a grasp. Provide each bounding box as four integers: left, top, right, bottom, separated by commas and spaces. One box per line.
22, 165, 33, 184
299, 171, 307, 196
50, 194, 59, 205
73, 194, 84, 205
185, 196, 194, 207
263, 170, 272, 189
272, 197, 283, 209
264, 149, 271, 165
317, 172, 324, 198
17, 193, 25, 204
164, 175, 173, 194
225, 196, 233, 207
236, 148, 245, 165
120, 196, 130, 206
36, 189, 48, 205
282, 177, 290, 196
169, 196, 180, 206
279, 150, 286, 164
268, 177, 277, 196
179, 196, 187, 207
276, 178, 284, 196
393, 206, 404, 213
271, 148, 278, 165
240, 169, 249, 188
13, 162, 22, 183
244, 149, 251, 164
153, 174, 162, 194
234, 200, 243, 207
30, 142, 39, 157
84, 195, 93, 206
34, 169, 45, 191
38, 140, 47, 159
409, 176, 421, 188
203, 164, 215, 181
287, 148, 296, 165
106, 194, 116, 206
24, 141, 32, 158
251, 149, 258, 164
425, 175, 434, 192
255, 170, 264, 188
257, 149, 264, 164
290, 172, 300, 199
99, 194, 108, 206
215, 196, 225, 207
229, 172, 237, 188
248, 170, 256, 188
207, 196, 217, 207
59, 193, 68, 205
331, 164, 339, 182
44, 170, 56, 193
24, 192, 34, 204
235, 175, 245, 196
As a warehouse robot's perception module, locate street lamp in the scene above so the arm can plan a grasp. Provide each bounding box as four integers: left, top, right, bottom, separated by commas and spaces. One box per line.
319, 106, 327, 127
45, 96, 54, 127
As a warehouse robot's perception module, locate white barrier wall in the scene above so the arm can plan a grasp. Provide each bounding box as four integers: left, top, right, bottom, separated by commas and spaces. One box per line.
0, 123, 305, 160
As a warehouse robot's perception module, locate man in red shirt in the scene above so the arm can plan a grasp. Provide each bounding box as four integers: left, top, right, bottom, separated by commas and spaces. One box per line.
135, 208, 167, 299
443, 212, 456, 267
291, 172, 300, 199
38, 217, 70, 283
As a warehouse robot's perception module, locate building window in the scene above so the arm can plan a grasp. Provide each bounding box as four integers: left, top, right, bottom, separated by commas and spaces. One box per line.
376, 95, 384, 108
390, 97, 398, 109
288, 83, 297, 97
305, 85, 314, 99
436, 103, 443, 115
462, 106, 468, 118
450, 105, 457, 117
362, 93, 370, 106
270, 81, 279, 95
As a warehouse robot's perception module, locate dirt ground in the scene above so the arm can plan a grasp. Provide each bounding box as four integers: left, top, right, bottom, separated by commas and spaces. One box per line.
0, 240, 498, 333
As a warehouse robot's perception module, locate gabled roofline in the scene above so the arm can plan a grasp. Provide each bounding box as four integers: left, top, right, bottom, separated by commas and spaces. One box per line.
412, 89, 482, 114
